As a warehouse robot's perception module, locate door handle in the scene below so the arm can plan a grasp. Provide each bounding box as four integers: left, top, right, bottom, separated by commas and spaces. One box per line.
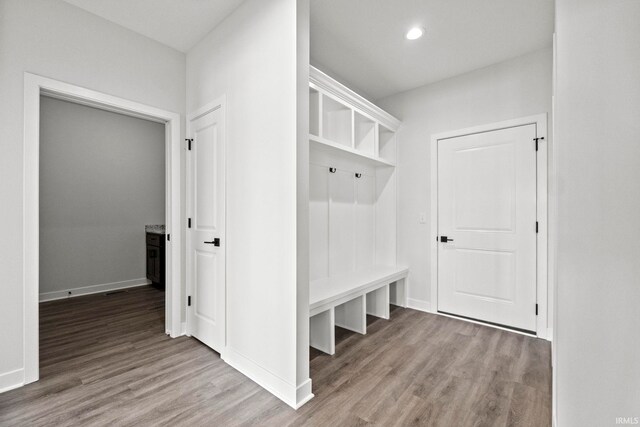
440, 236, 454, 243
204, 238, 221, 247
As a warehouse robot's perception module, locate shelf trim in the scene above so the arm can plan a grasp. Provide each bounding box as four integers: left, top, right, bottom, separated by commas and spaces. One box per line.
309, 134, 395, 167
310, 66, 401, 131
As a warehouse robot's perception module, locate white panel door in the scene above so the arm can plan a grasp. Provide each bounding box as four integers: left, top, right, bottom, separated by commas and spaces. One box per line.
437, 124, 537, 332
187, 106, 225, 352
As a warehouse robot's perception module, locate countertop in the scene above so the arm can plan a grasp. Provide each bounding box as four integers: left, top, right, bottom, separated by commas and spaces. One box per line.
145, 224, 166, 235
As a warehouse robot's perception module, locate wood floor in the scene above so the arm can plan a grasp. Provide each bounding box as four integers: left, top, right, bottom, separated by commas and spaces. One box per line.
0, 286, 551, 426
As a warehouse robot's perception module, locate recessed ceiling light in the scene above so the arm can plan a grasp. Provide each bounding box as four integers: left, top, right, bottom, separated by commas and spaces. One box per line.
405, 27, 424, 40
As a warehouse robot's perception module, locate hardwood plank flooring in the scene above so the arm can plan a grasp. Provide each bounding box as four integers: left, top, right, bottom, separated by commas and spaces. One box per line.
0, 286, 551, 426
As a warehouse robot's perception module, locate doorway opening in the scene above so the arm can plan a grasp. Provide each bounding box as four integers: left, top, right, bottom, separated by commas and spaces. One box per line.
23, 73, 182, 385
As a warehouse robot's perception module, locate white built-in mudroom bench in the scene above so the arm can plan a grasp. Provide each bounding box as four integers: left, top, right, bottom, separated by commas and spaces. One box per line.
308, 66, 408, 355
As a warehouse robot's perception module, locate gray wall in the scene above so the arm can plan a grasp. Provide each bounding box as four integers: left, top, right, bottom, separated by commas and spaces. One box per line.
39, 97, 165, 295
555, 0, 640, 425
377, 47, 553, 315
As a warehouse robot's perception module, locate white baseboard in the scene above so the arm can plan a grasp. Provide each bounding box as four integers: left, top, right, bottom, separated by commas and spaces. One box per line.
181, 322, 187, 336
407, 298, 432, 313
222, 347, 305, 409
0, 369, 24, 394
296, 378, 314, 409
39, 278, 151, 302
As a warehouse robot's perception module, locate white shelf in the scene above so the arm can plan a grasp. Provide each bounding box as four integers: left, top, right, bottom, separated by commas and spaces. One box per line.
322, 95, 352, 148
354, 111, 376, 156
310, 134, 395, 167
310, 265, 409, 315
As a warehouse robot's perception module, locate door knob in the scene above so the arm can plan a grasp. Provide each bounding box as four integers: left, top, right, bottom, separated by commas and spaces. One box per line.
204, 238, 221, 247
440, 236, 454, 243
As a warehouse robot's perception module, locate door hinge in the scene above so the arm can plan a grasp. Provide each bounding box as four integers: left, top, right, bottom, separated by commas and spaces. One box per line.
186, 138, 193, 150
536, 221, 539, 233
167, 233, 170, 241
535, 303, 538, 315
188, 296, 191, 307
188, 218, 192, 228
534, 136, 545, 151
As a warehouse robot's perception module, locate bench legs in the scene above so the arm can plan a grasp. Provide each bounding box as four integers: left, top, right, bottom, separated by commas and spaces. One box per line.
390, 278, 407, 308
335, 295, 366, 334
310, 308, 335, 355
366, 284, 390, 319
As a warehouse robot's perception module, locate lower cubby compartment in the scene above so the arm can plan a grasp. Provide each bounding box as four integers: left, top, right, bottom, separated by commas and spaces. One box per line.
366, 285, 389, 319
335, 295, 366, 334
310, 308, 335, 355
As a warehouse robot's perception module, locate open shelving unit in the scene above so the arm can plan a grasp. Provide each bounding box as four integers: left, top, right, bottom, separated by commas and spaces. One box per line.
308, 66, 407, 356
308, 69, 399, 167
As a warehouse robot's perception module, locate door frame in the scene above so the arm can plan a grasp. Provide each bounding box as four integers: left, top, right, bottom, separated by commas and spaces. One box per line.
23, 72, 183, 384
185, 96, 227, 352
429, 114, 549, 339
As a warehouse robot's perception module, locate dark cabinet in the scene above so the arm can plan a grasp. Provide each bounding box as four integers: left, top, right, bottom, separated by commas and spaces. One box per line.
146, 232, 165, 288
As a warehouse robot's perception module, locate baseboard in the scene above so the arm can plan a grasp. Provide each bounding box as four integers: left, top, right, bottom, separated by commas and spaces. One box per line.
296, 378, 314, 409
407, 298, 432, 313
0, 369, 24, 394
39, 278, 151, 302
222, 347, 303, 409
181, 322, 187, 336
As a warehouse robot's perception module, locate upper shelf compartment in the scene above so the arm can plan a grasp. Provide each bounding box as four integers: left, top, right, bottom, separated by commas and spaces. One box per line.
309, 66, 401, 167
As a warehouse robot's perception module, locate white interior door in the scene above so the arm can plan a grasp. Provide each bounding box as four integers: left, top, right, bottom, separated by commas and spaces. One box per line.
187, 106, 225, 352
437, 124, 537, 332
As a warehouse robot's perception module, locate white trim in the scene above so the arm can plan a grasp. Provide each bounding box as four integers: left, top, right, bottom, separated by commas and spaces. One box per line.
310, 66, 401, 131
0, 369, 25, 393
407, 298, 432, 313
429, 114, 550, 340
296, 379, 314, 409
23, 72, 183, 386
222, 347, 310, 409
39, 278, 151, 302
185, 95, 227, 344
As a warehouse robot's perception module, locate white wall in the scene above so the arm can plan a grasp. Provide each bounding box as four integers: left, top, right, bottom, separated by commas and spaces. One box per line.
377, 48, 552, 313
39, 97, 165, 297
186, 0, 311, 407
0, 0, 185, 390
555, 1, 640, 425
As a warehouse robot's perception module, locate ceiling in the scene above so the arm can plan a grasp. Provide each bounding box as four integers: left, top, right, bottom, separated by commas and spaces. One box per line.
311, 0, 554, 100
61, 0, 554, 100
61, 0, 245, 52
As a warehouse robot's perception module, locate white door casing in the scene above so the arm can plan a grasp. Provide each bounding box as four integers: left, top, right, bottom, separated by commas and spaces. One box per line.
437, 124, 538, 332
23, 73, 182, 386
187, 100, 226, 352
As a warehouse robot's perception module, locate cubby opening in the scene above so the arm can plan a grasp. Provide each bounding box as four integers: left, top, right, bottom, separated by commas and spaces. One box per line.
309, 87, 320, 137
378, 124, 397, 163
354, 111, 375, 156
322, 95, 352, 148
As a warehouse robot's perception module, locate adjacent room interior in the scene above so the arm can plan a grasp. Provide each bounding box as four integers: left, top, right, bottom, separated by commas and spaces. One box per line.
38, 95, 171, 385
1, 0, 639, 426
